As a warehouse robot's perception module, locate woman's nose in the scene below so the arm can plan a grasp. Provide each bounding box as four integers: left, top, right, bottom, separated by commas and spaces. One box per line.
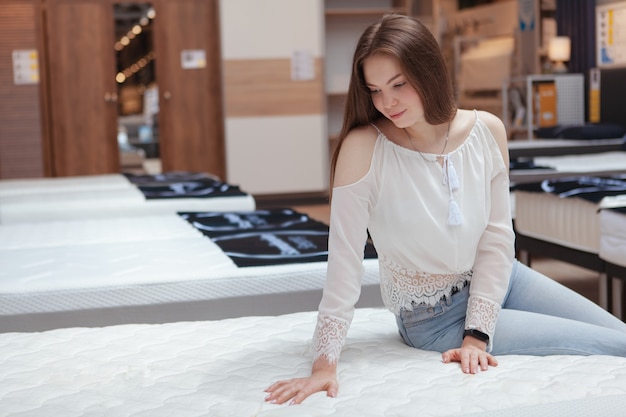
382, 92, 398, 108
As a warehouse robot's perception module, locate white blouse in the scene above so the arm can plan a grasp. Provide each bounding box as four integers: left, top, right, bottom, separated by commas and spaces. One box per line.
313, 115, 515, 362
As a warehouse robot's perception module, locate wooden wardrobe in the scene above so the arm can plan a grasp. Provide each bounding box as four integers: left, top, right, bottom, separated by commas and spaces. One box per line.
0, 0, 226, 179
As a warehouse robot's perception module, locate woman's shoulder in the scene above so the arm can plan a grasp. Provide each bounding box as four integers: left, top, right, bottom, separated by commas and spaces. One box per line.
334, 124, 380, 187
474, 109, 506, 138
460, 108, 509, 167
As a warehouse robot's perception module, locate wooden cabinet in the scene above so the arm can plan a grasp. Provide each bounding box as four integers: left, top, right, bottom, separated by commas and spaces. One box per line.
0, 0, 225, 179
153, 0, 225, 177
0, 0, 45, 179
44, 0, 120, 176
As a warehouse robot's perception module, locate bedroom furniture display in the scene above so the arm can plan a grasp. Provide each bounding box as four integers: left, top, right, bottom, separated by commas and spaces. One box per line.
0, 172, 256, 224
502, 73, 585, 140
2, 308, 626, 416
0, 210, 381, 332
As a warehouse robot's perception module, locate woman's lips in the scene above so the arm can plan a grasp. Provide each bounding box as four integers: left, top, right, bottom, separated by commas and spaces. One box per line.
389, 110, 405, 120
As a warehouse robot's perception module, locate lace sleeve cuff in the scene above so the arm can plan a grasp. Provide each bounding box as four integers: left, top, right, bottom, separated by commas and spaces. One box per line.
465, 295, 500, 351
312, 314, 350, 363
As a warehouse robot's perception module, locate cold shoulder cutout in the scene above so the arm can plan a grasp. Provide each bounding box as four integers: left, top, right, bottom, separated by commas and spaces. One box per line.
333, 125, 379, 188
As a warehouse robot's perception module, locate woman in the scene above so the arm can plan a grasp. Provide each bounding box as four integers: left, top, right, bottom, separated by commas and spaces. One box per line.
265, 13, 626, 406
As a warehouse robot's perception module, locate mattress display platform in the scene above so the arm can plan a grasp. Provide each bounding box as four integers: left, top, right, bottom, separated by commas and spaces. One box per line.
1, 308, 626, 417
0, 172, 256, 224
599, 200, 626, 317
513, 176, 626, 311
514, 190, 601, 254
0, 211, 381, 332
599, 200, 626, 268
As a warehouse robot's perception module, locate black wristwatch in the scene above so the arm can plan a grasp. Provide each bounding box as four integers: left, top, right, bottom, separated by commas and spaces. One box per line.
463, 329, 490, 344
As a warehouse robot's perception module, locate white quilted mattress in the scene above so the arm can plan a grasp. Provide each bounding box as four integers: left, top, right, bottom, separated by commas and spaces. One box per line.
600, 202, 626, 267
1, 308, 626, 417
514, 190, 601, 253
0, 215, 381, 332
0, 174, 255, 224
533, 151, 626, 175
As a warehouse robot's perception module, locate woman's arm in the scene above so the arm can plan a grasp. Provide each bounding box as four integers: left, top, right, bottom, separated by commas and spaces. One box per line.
466, 111, 515, 343
442, 111, 514, 373
265, 126, 378, 405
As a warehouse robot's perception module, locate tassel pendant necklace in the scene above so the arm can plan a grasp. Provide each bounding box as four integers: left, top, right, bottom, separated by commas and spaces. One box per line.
404, 122, 463, 226
404, 122, 450, 161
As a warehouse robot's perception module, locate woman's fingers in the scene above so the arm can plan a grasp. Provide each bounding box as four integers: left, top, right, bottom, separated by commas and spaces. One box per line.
442, 347, 498, 374
265, 376, 337, 405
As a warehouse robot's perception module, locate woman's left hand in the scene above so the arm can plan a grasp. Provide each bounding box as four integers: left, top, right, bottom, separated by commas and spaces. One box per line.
441, 337, 498, 374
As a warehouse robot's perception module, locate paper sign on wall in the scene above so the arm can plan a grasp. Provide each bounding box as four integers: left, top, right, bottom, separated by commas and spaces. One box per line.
181, 49, 207, 69
291, 49, 314, 81
12, 50, 39, 85
596, 2, 626, 68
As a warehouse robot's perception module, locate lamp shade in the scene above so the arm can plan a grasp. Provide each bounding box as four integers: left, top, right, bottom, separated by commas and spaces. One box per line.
548, 36, 571, 62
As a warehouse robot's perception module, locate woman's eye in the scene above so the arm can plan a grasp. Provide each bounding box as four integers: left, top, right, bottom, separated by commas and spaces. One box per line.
369, 89, 381, 95
394, 82, 406, 88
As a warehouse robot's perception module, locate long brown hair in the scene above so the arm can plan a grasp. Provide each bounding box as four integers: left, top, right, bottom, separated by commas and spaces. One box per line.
330, 13, 456, 186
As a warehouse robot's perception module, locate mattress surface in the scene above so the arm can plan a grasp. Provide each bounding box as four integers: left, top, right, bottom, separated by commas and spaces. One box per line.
514, 190, 601, 253
1, 308, 625, 417
533, 151, 626, 174
0, 174, 255, 224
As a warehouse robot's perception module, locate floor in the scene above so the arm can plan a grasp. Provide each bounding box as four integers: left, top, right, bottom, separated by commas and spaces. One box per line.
291, 203, 601, 305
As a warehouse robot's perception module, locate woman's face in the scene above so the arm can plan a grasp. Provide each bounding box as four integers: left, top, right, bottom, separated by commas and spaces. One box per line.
363, 54, 425, 128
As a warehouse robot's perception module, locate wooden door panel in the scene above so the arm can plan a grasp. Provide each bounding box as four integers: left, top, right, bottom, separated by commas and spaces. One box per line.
46, 0, 119, 176
154, 0, 225, 179
0, 0, 45, 179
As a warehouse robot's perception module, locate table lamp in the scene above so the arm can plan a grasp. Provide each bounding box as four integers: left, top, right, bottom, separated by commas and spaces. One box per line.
548, 36, 571, 74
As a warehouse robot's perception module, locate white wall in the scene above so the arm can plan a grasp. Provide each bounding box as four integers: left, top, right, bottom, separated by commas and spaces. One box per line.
220, 0, 328, 195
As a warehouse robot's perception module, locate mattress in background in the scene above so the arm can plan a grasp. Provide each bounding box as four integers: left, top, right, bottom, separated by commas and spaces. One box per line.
514, 190, 601, 253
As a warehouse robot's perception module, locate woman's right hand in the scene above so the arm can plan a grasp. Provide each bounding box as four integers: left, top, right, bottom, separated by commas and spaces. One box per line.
264, 358, 338, 405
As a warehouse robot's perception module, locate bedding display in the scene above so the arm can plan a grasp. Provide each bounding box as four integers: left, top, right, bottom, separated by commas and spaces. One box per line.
0, 210, 381, 332
179, 209, 377, 267
0, 172, 256, 224
513, 176, 626, 311
509, 150, 626, 185
2, 308, 626, 417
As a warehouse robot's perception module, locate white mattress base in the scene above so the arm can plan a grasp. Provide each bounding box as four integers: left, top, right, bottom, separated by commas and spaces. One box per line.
1, 308, 626, 416
0, 174, 130, 196
600, 208, 626, 267
514, 190, 601, 254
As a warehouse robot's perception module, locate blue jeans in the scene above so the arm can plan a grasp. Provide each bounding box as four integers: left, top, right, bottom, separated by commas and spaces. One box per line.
395, 260, 626, 356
